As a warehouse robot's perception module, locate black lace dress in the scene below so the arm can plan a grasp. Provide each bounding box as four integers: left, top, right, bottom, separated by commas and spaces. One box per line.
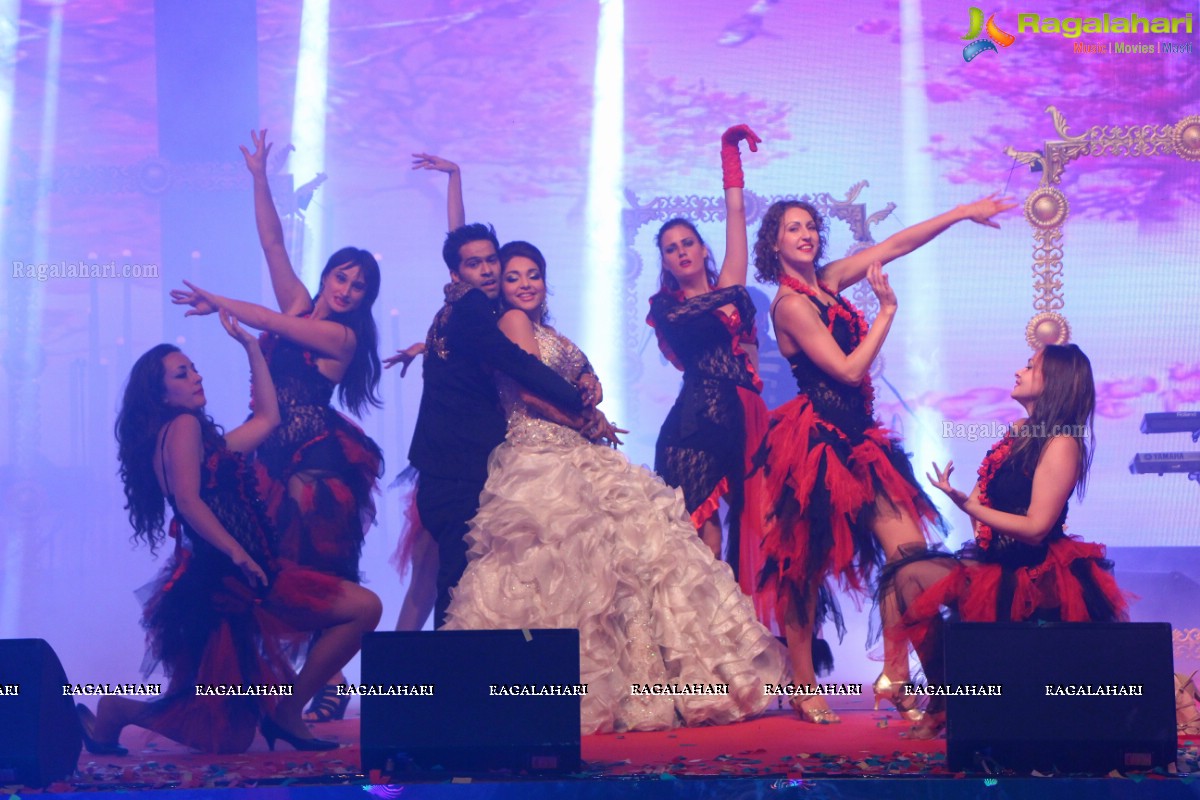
647, 285, 768, 591
138, 412, 342, 752
256, 334, 383, 583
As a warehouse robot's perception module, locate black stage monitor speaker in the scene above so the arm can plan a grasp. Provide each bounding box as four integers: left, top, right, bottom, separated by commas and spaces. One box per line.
360, 629, 581, 776
0, 639, 82, 787
944, 622, 1175, 774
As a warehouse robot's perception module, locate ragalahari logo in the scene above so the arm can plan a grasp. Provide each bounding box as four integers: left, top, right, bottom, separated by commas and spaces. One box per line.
962, 7, 1016, 61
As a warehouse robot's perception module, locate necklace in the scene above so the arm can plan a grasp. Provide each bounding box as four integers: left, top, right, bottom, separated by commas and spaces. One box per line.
974, 433, 1016, 550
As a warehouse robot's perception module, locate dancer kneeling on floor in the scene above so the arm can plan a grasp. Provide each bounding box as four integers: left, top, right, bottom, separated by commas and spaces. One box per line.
79, 312, 381, 755
881, 343, 1128, 739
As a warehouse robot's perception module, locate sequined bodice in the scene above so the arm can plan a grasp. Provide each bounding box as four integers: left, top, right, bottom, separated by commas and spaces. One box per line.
497, 324, 588, 449
785, 294, 873, 436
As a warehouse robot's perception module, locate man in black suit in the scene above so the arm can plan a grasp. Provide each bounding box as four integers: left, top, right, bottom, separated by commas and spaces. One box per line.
409, 223, 590, 627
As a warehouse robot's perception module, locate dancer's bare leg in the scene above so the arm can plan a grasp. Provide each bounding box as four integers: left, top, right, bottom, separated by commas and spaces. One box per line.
699, 511, 722, 560
270, 582, 382, 738
395, 529, 438, 631
872, 501, 927, 682
782, 589, 839, 722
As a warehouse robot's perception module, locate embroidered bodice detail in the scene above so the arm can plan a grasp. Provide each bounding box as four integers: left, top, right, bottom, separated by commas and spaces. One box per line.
497, 324, 588, 449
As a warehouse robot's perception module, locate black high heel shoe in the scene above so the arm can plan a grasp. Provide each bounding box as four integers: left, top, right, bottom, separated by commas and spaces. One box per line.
260, 715, 338, 752
302, 682, 350, 722
76, 703, 129, 756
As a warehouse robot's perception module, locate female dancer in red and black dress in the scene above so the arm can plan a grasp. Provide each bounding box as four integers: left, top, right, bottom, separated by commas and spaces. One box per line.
884, 343, 1127, 738
752, 195, 1013, 723
172, 131, 385, 720
79, 313, 382, 754
647, 124, 767, 589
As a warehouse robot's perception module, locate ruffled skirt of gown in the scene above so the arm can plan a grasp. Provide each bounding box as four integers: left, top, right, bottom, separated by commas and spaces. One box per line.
443, 436, 788, 735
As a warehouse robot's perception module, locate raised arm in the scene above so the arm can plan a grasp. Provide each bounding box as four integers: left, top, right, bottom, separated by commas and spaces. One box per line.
821, 194, 1016, 293
218, 311, 281, 454
930, 436, 1079, 546
413, 153, 465, 231
240, 129, 314, 316
715, 124, 761, 289
774, 262, 895, 385
160, 414, 269, 588
172, 281, 355, 363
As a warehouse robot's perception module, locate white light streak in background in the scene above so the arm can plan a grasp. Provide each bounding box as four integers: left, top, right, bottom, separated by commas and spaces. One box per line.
584, 0, 625, 426
291, 0, 331, 287
2, 0, 63, 635
898, 0, 942, 522
0, 0, 16, 239
0, 0, 18, 636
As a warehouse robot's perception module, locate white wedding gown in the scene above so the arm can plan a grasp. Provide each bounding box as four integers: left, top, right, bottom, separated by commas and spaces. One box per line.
443, 323, 788, 734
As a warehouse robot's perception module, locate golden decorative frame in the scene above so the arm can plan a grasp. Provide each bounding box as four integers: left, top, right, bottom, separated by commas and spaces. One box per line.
1005, 108, 1200, 349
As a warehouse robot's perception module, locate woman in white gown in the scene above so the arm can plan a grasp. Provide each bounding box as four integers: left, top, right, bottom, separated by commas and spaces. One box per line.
443, 241, 788, 735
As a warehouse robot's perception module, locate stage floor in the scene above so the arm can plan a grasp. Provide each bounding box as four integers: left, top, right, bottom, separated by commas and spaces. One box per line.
31, 709, 1198, 795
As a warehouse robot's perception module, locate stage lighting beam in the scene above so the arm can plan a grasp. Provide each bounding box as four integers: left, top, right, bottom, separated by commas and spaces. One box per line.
291, 0, 331, 287
584, 0, 625, 426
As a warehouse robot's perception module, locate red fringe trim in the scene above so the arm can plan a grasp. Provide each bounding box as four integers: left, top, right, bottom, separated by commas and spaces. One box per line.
756, 397, 938, 630
390, 484, 425, 578
737, 386, 771, 614
690, 476, 729, 531
900, 537, 1130, 648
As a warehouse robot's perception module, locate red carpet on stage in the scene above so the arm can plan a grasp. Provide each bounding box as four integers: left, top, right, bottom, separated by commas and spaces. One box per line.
38, 709, 1197, 792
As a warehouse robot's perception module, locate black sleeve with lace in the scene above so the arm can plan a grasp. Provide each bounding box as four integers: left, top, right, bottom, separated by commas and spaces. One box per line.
654, 285, 749, 325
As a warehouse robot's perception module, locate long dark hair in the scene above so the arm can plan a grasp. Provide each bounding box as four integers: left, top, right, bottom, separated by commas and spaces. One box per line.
1010, 344, 1096, 497
315, 246, 382, 417
115, 345, 223, 554
752, 200, 827, 284
654, 218, 718, 293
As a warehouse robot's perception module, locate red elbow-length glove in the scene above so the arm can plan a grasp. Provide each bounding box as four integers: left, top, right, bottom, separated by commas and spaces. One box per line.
720, 123, 762, 189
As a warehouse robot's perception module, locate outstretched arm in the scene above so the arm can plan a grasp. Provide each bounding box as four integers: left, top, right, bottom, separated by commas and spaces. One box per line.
161, 415, 269, 588
219, 311, 281, 454
928, 436, 1079, 545
774, 262, 895, 386
715, 124, 761, 289
413, 153, 465, 231
822, 194, 1016, 293
384, 341, 426, 377
172, 281, 355, 363
240, 129, 314, 316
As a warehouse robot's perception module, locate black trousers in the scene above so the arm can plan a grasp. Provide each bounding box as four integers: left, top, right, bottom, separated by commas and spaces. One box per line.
415, 473, 487, 628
